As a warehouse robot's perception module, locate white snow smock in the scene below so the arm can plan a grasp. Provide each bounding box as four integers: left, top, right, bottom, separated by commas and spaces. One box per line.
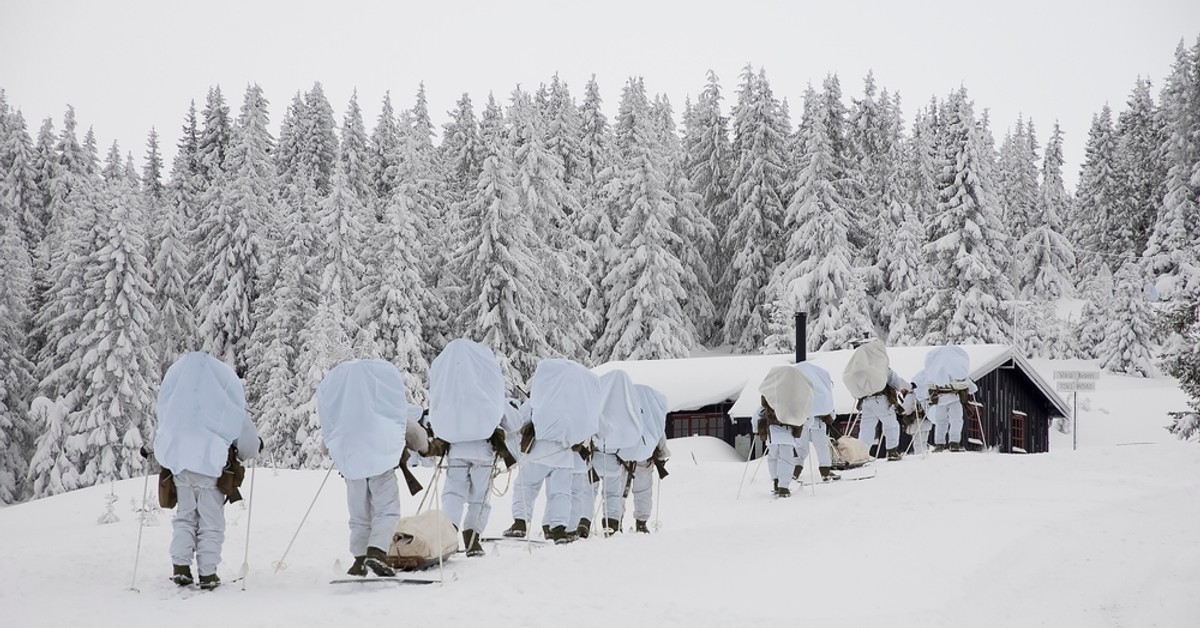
619, 384, 668, 461
317, 359, 409, 480
924, 346, 971, 386
794, 361, 835, 417
759, 365, 813, 427
843, 339, 890, 399
528, 359, 601, 446
596, 370, 644, 453
428, 339, 505, 443
154, 352, 248, 478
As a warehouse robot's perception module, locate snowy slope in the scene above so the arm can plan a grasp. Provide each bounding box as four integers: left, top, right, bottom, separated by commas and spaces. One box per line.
1, 359, 1196, 628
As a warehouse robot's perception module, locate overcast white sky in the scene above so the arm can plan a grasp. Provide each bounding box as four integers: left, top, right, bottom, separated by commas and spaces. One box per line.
2, 0, 1197, 191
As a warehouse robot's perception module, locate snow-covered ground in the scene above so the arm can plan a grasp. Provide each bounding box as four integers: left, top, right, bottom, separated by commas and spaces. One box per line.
2, 358, 1196, 628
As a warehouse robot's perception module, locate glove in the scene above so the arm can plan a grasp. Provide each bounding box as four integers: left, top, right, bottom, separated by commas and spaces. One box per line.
426, 438, 450, 458
139, 445, 153, 459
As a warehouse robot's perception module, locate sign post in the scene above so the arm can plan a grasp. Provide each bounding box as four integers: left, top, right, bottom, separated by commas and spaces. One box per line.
1053, 371, 1099, 450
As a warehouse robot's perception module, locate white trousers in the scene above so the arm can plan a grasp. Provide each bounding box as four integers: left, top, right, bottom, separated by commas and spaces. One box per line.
170, 471, 226, 576
442, 458, 493, 533
511, 460, 572, 528
930, 397, 965, 445
767, 443, 796, 488
568, 468, 597, 528
594, 452, 627, 520
630, 461, 653, 522
859, 409, 900, 450
795, 420, 831, 468
345, 471, 401, 555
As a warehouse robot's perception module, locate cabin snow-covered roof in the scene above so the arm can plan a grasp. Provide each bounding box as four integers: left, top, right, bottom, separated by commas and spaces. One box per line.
592, 345, 1070, 419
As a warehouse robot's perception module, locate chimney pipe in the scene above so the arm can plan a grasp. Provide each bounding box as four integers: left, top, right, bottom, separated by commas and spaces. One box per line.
794, 312, 807, 364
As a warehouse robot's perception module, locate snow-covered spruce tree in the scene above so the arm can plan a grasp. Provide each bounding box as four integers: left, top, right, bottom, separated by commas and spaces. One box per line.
996, 116, 1040, 248
721, 65, 788, 351
1158, 289, 1200, 440
1073, 106, 1125, 278
154, 119, 201, 374
907, 103, 941, 223
398, 83, 454, 355
576, 77, 617, 347
1095, 261, 1156, 377
509, 87, 592, 362
1143, 39, 1200, 297
545, 75, 588, 198
683, 70, 733, 326
440, 92, 484, 247
301, 82, 338, 195
2, 110, 45, 264
293, 291, 356, 469
66, 152, 159, 487
196, 86, 231, 187
31, 106, 100, 413
192, 84, 273, 376
1075, 262, 1114, 359
872, 90, 918, 333
246, 171, 318, 468
918, 88, 1013, 345
340, 90, 374, 206
0, 139, 37, 503
274, 91, 309, 192
455, 94, 550, 388
1018, 121, 1076, 299
884, 200, 930, 346
1115, 77, 1166, 258
369, 92, 403, 212
592, 77, 695, 361
653, 94, 717, 344
768, 86, 873, 352
846, 72, 890, 281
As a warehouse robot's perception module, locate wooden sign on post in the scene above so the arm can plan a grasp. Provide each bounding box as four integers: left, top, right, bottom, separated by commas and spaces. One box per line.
1053, 370, 1099, 450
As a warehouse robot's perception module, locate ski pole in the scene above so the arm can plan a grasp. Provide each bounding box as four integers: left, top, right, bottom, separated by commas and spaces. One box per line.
239, 461, 256, 591
128, 455, 153, 592
273, 465, 333, 573
735, 436, 761, 500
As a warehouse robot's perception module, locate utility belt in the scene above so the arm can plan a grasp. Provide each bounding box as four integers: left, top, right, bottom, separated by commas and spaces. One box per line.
855, 385, 901, 413
929, 386, 969, 406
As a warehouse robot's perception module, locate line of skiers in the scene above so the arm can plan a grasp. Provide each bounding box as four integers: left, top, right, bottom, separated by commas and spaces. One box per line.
145, 339, 670, 589
756, 340, 979, 498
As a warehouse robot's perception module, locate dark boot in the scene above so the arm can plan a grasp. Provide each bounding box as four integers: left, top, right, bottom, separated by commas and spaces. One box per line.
197, 573, 221, 590
775, 485, 791, 498
933, 443, 947, 452
949, 441, 964, 452
635, 520, 649, 533
542, 523, 552, 539
887, 447, 903, 461
171, 564, 193, 587
463, 529, 485, 557
577, 518, 591, 539
792, 465, 803, 480
602, 517, 621, 536
363, 546, 395, 577
346, 555, 367, 576
502, 519, 527, 538
820, 466, 840, 482
549, 525, 569, 544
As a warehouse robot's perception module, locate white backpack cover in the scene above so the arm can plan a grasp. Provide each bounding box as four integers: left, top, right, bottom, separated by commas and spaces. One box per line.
619, 384, 668, 462
317, 360, 409, 480
596, 370, 644, 452
759, 365, 813, 427
529, 359, 601, 445
843, 339, 890, 399
428, 339, 505, 443
924, 346, 971, 386
794, 362, 835, 416
154, 352, 247, 477
388, 510, 459, 565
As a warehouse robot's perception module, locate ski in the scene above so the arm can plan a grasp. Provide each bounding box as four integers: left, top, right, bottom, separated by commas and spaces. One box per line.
479, 536, 552, 545
330, 576, 440, 585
